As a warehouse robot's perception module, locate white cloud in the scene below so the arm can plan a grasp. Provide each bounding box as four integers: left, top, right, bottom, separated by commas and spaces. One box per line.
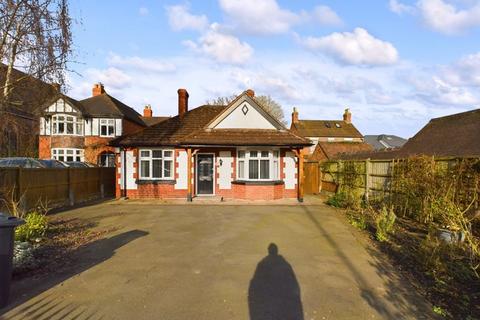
312, 5, 343, 26
84, 67, 132, 90
108, 53, 176, 73
418, 0, 480, 35
300, 28, 399, 66
184, 24, 253, 65
139, 7, 149, 16
218, 0, 299, 35
389, 0, 416, 15
166, 4, 209, 31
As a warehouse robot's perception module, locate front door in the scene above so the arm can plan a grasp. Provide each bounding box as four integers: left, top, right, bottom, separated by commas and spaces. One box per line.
196, 154, 214, 195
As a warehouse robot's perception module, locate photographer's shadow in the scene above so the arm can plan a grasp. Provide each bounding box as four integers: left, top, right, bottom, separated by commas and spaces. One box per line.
248, 243, 304, 320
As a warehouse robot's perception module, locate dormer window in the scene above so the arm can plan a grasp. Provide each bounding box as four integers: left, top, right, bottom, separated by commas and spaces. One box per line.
335, 123, 341, 128
52, 114, 83, 135
100, 119, 115, 137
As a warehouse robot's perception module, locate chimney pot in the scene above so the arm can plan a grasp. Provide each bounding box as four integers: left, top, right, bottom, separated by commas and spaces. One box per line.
292, 107, 299, 125
143, 105, 153, 118
343, 108, 352, 124
92, 83, 105, 97
177, 88, 189, 117
246, 89, 255, 98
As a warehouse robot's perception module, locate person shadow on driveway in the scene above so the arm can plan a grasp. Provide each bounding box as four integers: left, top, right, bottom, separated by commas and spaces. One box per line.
248, 243, 304, 320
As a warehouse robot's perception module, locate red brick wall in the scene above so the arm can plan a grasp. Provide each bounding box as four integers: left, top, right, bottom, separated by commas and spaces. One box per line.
116, 147, 299, 200
38, 136, 52, 159
84, 136, 115, 164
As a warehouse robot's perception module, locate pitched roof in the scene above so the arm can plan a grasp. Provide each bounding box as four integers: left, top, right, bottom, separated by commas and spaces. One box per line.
310, 141, 373, 161
398, 108, 480, 158
141, 116, 170, 126
291, 120, 363, 138
112, 104, 311, 147
0, 63, 58, 116
79, 94, 146, 126
364, 134, 407, 150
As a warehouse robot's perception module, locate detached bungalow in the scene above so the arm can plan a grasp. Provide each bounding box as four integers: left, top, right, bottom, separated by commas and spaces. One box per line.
112, 89, 311, 201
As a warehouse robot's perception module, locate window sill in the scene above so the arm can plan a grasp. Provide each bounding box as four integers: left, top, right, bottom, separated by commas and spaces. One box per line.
136, 179, 176, 185
232, 180, 284, 186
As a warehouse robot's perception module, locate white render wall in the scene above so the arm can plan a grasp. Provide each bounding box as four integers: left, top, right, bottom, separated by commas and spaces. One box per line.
214, 102, 277, 129
283, 151, 296, 190
118, 150, 137, 190
218, 151, 233, 189
175, 150, 188, 190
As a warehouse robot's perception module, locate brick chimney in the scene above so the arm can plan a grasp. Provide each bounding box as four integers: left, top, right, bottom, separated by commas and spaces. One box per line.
178, 88, 189, 117
92, 83, 105, 96
143, 105, 152, 117
246, 89, 255, 98
343, 108, 352, 124
292, 107, 299, 125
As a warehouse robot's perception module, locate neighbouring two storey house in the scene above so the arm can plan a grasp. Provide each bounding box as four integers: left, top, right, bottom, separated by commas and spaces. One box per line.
290, 108, 372, 161
111, 89, 311, 201
39, 83, 165, 166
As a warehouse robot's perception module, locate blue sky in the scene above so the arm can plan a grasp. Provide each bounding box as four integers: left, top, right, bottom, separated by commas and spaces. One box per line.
66, 0, 480, 138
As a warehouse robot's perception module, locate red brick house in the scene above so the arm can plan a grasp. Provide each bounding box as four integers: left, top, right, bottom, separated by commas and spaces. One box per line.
290, 108, 372, 161
38, 84, 165, 166
112, 89, 311, 201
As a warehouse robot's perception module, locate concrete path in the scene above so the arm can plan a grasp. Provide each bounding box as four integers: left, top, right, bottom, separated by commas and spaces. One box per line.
1, 201, 435, 319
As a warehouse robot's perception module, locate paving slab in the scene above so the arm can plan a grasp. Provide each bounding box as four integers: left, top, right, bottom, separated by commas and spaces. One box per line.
0, 200, 436, 320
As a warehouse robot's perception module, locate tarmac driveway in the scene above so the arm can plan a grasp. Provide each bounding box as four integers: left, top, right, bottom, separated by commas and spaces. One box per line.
1, 201, 435, 319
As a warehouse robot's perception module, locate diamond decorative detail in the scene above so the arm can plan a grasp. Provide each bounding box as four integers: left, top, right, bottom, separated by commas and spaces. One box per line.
241, 104, 249, 115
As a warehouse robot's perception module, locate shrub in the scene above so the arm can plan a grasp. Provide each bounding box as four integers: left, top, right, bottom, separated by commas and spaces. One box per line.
326, 192, 347, 208
348, 214, 367, 230
15, 211, 48, 242
375, 206, 396, 242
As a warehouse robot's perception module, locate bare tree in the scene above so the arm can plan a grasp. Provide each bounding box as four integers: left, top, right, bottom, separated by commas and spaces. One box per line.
0, 0, 73, 104
207, 94, 286, 124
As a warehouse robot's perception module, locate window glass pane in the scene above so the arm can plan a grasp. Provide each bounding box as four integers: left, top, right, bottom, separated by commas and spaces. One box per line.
163, 150, 173, 158
108, 125, 114, 136
249, 160, 259, 179
141, 160, 150, 178
152, 150, 163, 158
238, 160, 245, 179
273, 160, 279, 179
67, 122, 74, 134
164, 160, 173, 178
261, 151, 269, 158
101, 126, 107, 136
152, 159, 162, 178
67, 149, 73, 154
260, 160, 270, 179
140, 150, 150, 157
250, 151, 257, 158
58, 122, 64, 133
67, 156, 74, 162
238, 150, 245, 159
58, 149, 64, 154
273, 151, 279, 158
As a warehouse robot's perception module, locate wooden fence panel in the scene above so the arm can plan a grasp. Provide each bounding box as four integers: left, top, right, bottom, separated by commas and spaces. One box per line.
0, 167, 115, 213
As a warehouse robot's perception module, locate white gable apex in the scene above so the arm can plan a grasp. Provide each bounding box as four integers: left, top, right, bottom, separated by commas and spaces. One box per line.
45, 97, 79, 114
209, 95, 283, 130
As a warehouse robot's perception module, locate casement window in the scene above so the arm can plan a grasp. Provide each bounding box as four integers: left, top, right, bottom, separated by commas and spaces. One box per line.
52, 115, 83, 135
100, 119, 115, 137
237, 149, 279, 181
52, 148, 84, 162
139, 149, 174, 180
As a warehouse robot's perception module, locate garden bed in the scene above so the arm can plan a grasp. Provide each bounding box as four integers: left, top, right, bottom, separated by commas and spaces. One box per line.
13, 216, 114, 279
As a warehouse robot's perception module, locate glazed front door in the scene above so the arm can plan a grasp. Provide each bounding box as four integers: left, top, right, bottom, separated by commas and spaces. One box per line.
196, 154, 214, 195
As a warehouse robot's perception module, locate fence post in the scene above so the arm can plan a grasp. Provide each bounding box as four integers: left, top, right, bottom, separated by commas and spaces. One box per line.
99, 168, 104, 198
16, 167, 26, 212
68, 168, 74, 206
365, 158, 371, 202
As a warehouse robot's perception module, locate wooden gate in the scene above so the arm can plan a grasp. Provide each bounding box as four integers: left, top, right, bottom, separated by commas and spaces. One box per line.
303, 161, 320, 194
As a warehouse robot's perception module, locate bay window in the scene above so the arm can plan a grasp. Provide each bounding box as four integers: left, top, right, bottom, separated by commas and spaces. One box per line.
139, 149, 174, 180
237, 149, 279, 181
52, 115, 83, 135
52, 148, 84, 162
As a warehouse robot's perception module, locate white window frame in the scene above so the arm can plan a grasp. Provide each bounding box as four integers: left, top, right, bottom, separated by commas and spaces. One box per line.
99, 119, 115, 137
236, 149, 280, 181
52, 148, 84, 162
139, 149, 174, 180
51, 114, 83, 136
